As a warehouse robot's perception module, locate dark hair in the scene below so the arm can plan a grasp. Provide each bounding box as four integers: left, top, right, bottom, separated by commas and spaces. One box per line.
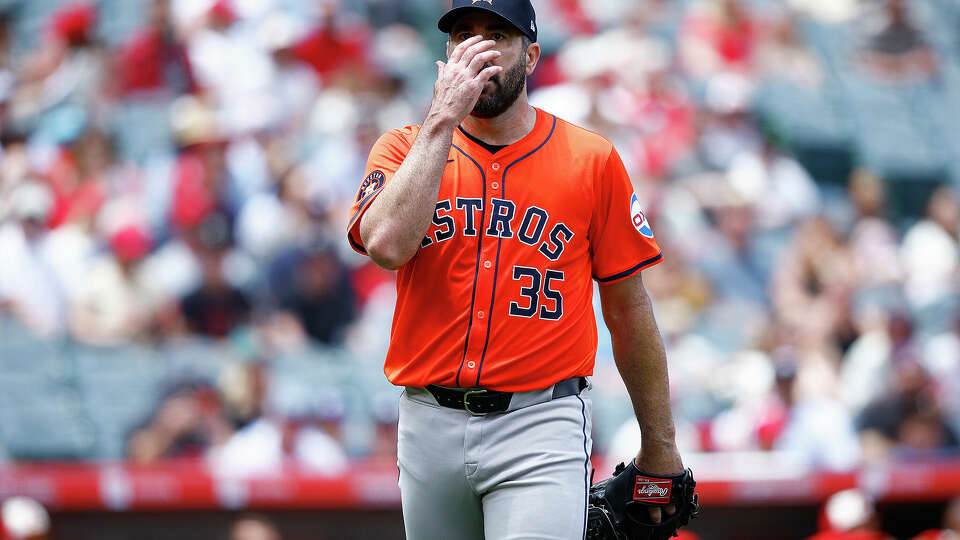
521, 35, 531, 51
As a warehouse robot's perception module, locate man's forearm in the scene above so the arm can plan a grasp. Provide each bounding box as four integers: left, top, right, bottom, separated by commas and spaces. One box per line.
600, 278, 679, 465
360, 115, 456, 269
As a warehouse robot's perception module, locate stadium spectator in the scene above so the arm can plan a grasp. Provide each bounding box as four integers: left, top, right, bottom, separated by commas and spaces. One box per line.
291, 0, 370, 80
772, 216, 856, 352
45, 128, 116, 229
848, 169, 889, 223
0, 496, 50, 540
127, 380, 234, 463
0, 182, 67, 337
186, 1, 283, 138
807, 489, 893, 540
177, 212, 251, 338
257, 13, 319, 133
859, 0, 937, 83
697, 73, 762, 170
69, 224, 157, 344
168, 96, 234, 228
695, 182, 768, 305
282, 388, 349, 474
11, 2, 107, 133
768, 349, 862, 470
115, 0, 197, 97
900, 186, 959, 313
230, 514, 282, 540
756, 11, 824, 88
209, 364, 348, 477
368, 390, 400, 459
857, 359, 959, 460
268, 236, 355, 345
725, 128, 820, 230
631, 71, 698, 180
680, 0, 756, 79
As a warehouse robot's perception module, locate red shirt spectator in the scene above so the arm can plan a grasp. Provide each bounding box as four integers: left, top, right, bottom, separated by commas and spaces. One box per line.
291, 10, 369, 80
49, 1, 96, 46
115, 0, 196, 96
44, 145, 106, 229
681, 0, 756, 77
631, 74, 696, 178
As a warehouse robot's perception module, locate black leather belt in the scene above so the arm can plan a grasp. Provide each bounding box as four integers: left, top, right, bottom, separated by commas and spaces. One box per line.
425, 377, 587, 415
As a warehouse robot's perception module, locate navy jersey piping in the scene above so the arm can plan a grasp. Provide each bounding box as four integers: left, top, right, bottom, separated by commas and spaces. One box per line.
348, 233, 368, 254
475, 114, 557, 386
451, 144, 487, 387
348, 188, 381, 229
577, 394, 590, 540
594, 253, 663, 283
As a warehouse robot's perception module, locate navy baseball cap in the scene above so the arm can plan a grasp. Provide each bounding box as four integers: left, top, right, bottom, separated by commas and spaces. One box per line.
438, 0, 537, 43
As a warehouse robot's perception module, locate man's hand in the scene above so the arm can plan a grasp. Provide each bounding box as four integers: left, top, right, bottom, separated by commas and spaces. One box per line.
358, 37, 501, 269
430, 35, 503, 126
635, 445, 684, 524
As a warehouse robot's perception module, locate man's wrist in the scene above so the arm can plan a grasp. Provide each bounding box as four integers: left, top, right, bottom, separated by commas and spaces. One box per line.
640, 433, 678, 451
423, 109, 461, 133
635, 438, 683, 473
639, 433, 679, 458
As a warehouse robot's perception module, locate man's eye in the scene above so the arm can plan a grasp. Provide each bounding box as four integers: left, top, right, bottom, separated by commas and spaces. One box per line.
492, 33, 504, 40
458, 33, 473, 41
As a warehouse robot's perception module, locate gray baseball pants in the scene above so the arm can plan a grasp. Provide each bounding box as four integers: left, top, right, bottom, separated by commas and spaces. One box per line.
397, 383, 594, 540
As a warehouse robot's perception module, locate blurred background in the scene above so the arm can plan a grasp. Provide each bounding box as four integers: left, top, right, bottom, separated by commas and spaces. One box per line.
0, 0, 958, 538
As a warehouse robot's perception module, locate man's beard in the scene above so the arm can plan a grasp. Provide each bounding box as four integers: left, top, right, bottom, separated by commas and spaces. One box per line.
471, 56, 526, 119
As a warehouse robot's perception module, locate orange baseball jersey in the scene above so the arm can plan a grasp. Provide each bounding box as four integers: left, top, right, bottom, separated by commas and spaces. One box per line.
347, 108, 662, 392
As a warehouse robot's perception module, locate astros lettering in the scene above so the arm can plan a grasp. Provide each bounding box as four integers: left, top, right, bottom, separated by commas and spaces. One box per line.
420, 197, 572, 261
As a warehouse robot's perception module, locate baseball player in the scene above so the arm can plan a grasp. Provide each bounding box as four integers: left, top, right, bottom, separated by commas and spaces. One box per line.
346, 1, 691, 538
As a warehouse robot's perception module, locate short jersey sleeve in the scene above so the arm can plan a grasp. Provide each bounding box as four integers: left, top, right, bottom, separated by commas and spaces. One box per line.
346, 127, 418, 254
589, 146, 663, 285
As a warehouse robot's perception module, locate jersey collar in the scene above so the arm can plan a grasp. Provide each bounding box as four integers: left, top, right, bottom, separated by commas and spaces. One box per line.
453, 107, 552, 160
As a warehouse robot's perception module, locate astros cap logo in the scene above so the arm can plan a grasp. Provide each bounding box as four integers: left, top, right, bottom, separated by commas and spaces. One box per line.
630, 193, 654, 239
471, 0, 493, 4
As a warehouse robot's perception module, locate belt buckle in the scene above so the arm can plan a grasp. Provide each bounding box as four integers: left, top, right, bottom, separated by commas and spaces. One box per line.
463, 389, 489, 416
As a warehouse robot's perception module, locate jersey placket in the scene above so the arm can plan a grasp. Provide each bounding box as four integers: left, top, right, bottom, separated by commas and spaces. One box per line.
457, 154, 504, 386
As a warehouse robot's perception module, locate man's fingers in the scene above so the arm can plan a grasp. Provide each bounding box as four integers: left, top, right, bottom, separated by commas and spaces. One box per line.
648, 507, 662, 524
436, 61, 444, 74
448, 35, 484, 64
458, 39, 495, 68
474, 65, 503, 83
467, 50, 501, 74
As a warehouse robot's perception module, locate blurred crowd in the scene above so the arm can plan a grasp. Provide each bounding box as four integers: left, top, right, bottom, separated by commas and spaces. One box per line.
0, 0, 958, 473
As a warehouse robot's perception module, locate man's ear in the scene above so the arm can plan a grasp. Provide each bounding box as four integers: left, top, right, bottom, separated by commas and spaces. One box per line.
525, 42, 541, 76
445, 39, 453, 59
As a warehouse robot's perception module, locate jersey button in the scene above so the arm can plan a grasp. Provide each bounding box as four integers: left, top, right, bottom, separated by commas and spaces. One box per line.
483, 260, 492, 269
477, 311, 485, 319
467, 361, 476, 369
491, 162, 501, 171
491, 181, 499, 190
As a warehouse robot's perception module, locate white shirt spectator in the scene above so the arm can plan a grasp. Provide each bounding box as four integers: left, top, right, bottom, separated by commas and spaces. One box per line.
727, 149, 820, 229
900, 219, 959, 310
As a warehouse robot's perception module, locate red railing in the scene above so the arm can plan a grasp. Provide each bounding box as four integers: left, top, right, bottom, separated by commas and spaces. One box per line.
1, 457, 958, 511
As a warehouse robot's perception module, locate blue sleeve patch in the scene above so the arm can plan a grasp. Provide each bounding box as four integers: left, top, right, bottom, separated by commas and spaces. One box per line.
630, 193, 654, 239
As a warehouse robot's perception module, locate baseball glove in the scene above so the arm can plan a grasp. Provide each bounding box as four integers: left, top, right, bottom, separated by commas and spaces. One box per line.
586, 460, 700, 540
